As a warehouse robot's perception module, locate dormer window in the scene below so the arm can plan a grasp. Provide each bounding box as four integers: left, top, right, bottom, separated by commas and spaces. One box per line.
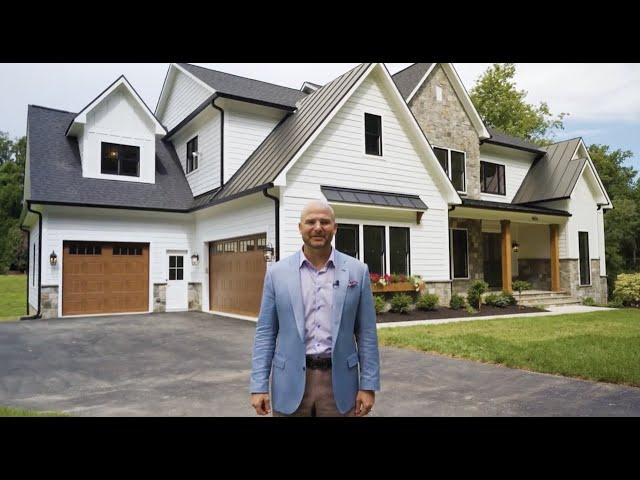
186, 136, 199, 173
364, 113, 382, 156
101, 142, 140, 177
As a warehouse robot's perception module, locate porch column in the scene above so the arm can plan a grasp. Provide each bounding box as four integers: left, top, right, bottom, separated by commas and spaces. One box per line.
501, 220, 512, 293
550, 224, 561, 291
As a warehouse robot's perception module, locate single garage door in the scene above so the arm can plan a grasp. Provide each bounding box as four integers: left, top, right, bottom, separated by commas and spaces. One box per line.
210, 234, 267, 316
62, 241, 149, 316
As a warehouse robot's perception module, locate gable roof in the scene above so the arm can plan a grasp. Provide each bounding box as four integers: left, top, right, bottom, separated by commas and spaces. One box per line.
27, 105, 194, 212
392, 63, 434, 101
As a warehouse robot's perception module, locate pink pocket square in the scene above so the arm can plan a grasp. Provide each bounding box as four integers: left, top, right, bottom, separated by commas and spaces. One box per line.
348, 280, 359, 288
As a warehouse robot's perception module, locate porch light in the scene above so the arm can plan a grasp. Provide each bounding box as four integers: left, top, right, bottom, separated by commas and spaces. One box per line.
191, 253, 200, 266
263, 243, 275, 263
512, 242, 519, 253
49, 250, 58, 266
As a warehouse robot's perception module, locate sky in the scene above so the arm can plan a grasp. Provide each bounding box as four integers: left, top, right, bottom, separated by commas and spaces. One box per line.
1, 63, 639, 171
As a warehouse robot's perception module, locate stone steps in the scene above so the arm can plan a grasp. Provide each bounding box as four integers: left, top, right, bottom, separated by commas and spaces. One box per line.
517, 294, 582, 308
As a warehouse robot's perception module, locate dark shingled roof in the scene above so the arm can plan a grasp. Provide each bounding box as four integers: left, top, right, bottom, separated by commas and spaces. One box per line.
26, 105, 194, 211
321, 186, 428, 210
483, 127, 546, 154
178, 63, 307, 109
512, 138, 584, 204
460, 198, 570, 216
211, 63, 373, 202
391, 63, 433, 100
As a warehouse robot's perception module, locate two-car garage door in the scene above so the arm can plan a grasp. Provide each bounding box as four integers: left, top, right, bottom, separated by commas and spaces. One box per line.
62, 241, 149, 316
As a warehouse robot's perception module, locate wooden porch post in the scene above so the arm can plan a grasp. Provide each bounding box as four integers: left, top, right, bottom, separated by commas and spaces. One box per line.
501, 220, 512, 293
550, 224, 561, 291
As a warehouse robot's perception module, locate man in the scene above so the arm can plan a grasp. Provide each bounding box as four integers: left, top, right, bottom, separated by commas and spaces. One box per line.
250, 200, 380, 417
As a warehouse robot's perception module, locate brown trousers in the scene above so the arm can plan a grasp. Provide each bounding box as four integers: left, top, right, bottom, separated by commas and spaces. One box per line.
273, 368, 356, 417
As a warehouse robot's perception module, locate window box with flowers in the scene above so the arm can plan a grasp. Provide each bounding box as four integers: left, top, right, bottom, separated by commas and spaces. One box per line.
370, 273, 425, 293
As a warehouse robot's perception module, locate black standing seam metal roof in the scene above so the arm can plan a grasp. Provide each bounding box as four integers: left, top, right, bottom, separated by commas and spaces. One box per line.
211, 63, 373, 202
391, 63, 433, 100
483, 127, 546, 154
321, 186, 428, 210
26, 105, 195, 212
460, 198, 570, 217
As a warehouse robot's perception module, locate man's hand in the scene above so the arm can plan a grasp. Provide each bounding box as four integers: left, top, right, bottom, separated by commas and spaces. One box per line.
355, 390, 375, 416
251, 393, 271, 415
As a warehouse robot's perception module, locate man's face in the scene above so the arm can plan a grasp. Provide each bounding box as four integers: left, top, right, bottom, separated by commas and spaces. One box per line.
299, 206, 338, 251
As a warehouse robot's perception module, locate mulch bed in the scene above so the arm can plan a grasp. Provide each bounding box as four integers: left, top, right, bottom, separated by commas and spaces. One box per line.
377, 305, 547, 323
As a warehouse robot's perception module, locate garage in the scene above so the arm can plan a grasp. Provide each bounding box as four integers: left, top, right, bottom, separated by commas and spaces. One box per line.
209, 234, 267, 316
62, 241, 149, 316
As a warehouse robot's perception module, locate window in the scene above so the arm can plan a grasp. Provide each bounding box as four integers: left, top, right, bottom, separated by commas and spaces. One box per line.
101, 143, 140, 177
579, 232, 590, 285
435, 85, 443, 102
68, 244, 102, 255
169, 255, 184, 281
389, 227, 410, 275
364, 113, 382, 156
450, 229, 469, 279
32, 244, 35, 286
336, 224, 359, 260
186, 136, 198, 173
434, 147, 466, 192
363, 225, 385, 275
113, 245, 142, 256
481, 161, 506, 195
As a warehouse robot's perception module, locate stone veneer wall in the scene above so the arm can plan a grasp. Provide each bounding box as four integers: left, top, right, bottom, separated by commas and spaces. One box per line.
449, 218, 483, 295
153, 283, 167, 313
560, 259, 607, 304
188, 283, 202, 311
517, 259, 551, 291
424, 281, 452, 306
40, 285, 59, 319
409, 65, 481, 199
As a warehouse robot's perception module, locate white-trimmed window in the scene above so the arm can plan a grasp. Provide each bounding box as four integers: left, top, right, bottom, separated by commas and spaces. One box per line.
364, 113, 383, 156
434, 147, 466, 193
101, 142, 140, 177
450, 228, 469, 279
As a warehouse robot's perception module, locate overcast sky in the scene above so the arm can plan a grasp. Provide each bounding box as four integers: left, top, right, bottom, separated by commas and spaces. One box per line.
2, 63, 639, 170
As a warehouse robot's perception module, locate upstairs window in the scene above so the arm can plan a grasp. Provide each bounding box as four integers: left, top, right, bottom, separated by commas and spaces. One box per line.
481, 161, 506, 195
186, 136, 198, 173
364, 113, 382, 156
101, 143, 140, 177
434, 147, 466, 193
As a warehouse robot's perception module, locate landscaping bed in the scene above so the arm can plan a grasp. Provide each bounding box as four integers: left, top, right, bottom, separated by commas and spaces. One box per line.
377, 304, 546, 323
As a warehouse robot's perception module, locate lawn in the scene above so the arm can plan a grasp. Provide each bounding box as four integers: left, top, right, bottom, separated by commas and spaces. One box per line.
0, 406, 67, 417
0, 274, 26, 322
377, 309, 640, 387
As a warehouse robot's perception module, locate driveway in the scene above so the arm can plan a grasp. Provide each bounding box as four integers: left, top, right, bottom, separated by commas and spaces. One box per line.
1, 312, 639, 416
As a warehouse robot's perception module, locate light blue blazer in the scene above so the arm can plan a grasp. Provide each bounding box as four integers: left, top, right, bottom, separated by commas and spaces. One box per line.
250, 249, 381, 414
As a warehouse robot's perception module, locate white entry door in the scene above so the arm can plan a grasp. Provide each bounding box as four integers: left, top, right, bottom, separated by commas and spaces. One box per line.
166, 252, 188, 311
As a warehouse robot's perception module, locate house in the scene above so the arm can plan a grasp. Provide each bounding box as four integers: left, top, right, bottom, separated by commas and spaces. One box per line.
20, 63, 612, 320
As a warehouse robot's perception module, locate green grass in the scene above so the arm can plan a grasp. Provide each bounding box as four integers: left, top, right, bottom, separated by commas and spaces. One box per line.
0, 274, 26, 322
378, 309, 640, 387
0, 406, 68, 417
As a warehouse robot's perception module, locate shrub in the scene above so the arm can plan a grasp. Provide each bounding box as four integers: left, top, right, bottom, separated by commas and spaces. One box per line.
374, 295, 386, 314
613, 273, 640, 307
416, 293, 439, 311
390, 293, 412, 314
512, 280, 532, 306
501, 291, 517, 306
608, 296, 624, 308
465, 304, 477, 314
467, 280, 488, 310
484, 292, 513, 308
450, 293, 466, 310
484, 293, 500, 306
582, 297, 596, 306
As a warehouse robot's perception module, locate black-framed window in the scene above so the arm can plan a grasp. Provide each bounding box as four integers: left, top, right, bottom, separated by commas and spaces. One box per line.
434, 147, 448, 174
169, 255, 184, 281
481, 161, 506, 195
364, 113, 382, 156
101, 142, 140, 177
434, 147, 466, 192
336, 224, 359, 260
450, 229, 469, 279
186, 136, 198, 173
363, 225, 385, 275
579, 232, 590, 285
390, 227, 410, 275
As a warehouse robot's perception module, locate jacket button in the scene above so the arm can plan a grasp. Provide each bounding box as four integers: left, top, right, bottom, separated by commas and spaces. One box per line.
302, 366, 306, 371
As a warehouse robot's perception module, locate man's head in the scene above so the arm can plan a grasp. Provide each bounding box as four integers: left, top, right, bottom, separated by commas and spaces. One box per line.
298, 200, 338, 252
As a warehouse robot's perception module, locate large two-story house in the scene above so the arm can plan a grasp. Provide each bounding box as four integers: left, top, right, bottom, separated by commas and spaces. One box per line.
20, 63, 612, 319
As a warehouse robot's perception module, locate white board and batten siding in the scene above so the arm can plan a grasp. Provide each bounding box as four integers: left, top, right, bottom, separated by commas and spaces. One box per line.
158, 70, 212, 132
28, 220, 40, 311
479, 145, 536, 203
41, 206, 194, 317
193, 193, 276, 311
281, 73, 452, 282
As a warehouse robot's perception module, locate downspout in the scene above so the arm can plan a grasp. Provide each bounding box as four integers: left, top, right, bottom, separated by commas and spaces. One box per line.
263, 188, 280, 261
448, 205, 456, 282
211, 96, 224, 187
19, 225, 30, 316
21, 201, 42, 320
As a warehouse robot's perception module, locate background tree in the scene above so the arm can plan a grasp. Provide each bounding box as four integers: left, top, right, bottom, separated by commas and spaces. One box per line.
469, 63, 567, 144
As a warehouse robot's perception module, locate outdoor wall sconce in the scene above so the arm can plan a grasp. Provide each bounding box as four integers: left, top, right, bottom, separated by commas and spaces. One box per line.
263, 243, 275, 263
49, 250, 58, 266
191, 253, 200, 266
512, 242, 520, 253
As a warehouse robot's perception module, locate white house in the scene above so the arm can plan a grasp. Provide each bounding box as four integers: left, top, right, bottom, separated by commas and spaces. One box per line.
20, 62, 612, 319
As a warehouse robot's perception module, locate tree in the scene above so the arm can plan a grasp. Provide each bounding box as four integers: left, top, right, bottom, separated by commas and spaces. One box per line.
469, 64, 568, 144
0, 131, 13, 165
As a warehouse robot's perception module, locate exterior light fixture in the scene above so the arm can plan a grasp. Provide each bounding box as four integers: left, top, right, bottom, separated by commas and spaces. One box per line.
191, 253, 200, 266
512, 242, 520, 253
263, 243, 275, 263
50, 251, 58, 266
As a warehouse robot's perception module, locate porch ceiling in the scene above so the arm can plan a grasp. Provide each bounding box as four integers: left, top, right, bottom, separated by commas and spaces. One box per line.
450, 204, 569, 225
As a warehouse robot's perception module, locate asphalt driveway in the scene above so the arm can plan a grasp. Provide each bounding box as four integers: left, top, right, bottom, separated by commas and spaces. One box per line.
1, 312, 639, 416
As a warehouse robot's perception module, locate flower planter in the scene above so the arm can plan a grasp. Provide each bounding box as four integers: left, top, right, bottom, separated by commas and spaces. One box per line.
371, 282, 419, 293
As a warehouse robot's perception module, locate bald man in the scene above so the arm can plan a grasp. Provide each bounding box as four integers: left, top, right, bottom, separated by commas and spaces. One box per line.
250, 200, 380, 417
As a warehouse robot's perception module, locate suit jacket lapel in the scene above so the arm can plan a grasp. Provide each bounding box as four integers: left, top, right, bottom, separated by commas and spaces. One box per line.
331, 252, 350, 350
287, 252, 305, 343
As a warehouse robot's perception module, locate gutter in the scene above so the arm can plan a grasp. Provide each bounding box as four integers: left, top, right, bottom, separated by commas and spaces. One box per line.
211, 97, 225, 187
21, 201, 42, 320
263, 188, 280, 261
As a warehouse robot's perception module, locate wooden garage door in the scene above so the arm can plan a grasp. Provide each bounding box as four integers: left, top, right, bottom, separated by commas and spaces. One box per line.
62, 242, 149, 316
210, 234, 267, 316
